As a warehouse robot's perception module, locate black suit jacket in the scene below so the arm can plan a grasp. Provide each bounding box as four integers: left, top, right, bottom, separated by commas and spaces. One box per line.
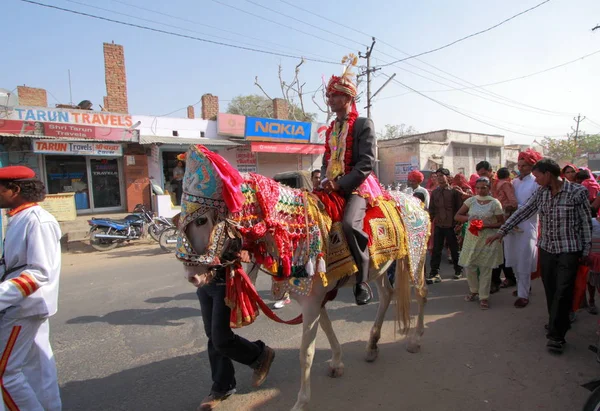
321, 117, 376, 195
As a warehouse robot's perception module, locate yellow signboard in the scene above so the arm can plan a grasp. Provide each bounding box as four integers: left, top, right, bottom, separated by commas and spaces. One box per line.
40, 193, 76, 221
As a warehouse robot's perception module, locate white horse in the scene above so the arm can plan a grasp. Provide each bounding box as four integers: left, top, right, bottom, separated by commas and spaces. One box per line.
176, 145, 429, 411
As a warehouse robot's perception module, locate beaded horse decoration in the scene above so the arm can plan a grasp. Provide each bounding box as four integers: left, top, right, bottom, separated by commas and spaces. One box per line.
176, 145, 430, 299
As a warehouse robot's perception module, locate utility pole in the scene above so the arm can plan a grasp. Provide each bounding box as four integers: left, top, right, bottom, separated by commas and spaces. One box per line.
358, 37, 378, 119
572, 113, 586, 143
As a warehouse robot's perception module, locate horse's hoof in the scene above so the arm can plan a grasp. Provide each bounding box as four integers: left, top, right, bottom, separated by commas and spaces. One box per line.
365, 348, 379, 362
328, 363, 344, 378
406, 342, 421, 353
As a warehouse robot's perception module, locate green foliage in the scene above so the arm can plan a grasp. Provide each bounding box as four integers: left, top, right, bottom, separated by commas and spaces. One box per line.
376, 124, 418, 140
227, 94, 316, 122
540, 134, 600, 165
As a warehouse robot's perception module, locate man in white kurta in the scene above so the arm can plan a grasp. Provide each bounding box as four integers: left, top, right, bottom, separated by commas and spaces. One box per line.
504, 150, 543, 308
0, 166, 62, 410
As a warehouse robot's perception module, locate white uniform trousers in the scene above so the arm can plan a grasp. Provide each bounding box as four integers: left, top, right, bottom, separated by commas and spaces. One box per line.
0, 316, 61, 411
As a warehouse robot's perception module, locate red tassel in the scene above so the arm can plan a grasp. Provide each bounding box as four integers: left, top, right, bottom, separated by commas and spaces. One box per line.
282, 256, 292, 276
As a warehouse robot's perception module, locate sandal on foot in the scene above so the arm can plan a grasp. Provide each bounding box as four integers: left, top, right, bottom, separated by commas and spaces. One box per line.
500, 279, 516, 288
464, 293, 479, 302
198, 389, 236, 411
480, 299, 490, 310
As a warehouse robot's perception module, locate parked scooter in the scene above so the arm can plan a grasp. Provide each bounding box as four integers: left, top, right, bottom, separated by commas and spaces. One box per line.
582, 319, 600, 410
87, 204, 158, 251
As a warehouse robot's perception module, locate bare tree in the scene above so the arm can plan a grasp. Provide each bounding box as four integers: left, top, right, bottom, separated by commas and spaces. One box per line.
254, 59, 315, 122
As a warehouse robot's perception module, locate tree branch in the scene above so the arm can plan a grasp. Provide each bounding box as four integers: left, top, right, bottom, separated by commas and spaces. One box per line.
254, 76, 272, 100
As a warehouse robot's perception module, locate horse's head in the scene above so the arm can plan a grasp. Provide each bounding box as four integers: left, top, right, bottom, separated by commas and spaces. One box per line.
175, 145, 245, 286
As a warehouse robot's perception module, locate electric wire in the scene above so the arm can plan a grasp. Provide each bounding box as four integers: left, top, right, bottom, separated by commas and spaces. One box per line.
17, 0, 339, 64
379, 0, 552, 66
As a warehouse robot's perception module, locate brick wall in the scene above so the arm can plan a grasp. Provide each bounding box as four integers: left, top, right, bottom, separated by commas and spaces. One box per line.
272, 98, 289, 120
17, 86, 47, 107
103, 42, 129, 113
201, 94, 218, 120
187, 105, 195, 119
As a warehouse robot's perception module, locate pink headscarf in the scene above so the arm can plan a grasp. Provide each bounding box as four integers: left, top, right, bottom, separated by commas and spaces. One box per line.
468, 174, 479, 193
580, 167, 600, 201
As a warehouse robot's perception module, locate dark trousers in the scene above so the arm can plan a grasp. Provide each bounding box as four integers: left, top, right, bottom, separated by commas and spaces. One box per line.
342, 194, 370, 284
197, 281, 265, 394
539, 249, 580, 342
174, 180, 183, 205
430, 226, 460, 274
491, 245, 516, 286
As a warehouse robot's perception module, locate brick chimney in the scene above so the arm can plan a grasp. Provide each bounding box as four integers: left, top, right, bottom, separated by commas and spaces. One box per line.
187, 105, 195, 119
272, 98, 289, 120
17, 86, 47, 107
201, 94, 219, 120
103, 42, 129, 113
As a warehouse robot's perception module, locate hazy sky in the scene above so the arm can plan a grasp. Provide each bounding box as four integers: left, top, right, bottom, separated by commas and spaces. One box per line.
3, 0, 600, 144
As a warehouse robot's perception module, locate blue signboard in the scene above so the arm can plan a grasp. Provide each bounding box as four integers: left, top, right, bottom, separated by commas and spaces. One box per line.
245, 117, 311, 143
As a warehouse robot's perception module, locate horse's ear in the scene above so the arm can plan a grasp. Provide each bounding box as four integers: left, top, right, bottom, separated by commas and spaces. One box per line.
172, 213, 181, 229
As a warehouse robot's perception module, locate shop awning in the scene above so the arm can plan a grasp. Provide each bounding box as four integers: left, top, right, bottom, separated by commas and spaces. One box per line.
140, 135, 242, 147
250, 142, 325, 155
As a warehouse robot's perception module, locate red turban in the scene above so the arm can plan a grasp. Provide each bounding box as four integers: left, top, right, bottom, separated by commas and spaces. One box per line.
517, 149, 543, 166
327, 53, 359, 98
407, 170, 424, 184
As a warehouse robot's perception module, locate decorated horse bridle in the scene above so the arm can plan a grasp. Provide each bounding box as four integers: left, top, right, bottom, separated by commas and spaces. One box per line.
175, 194, 243, 271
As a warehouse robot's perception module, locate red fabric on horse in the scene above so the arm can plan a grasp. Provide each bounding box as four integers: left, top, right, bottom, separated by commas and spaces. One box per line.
363, 205, 385, 247
226, 262, 302, 328
312, 191, 346, 222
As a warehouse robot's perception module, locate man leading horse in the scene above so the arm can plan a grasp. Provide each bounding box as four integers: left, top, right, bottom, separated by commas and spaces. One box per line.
321, 54, 380, 306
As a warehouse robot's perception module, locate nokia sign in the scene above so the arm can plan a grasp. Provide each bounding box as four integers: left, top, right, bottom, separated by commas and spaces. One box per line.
244, 117, 311, 143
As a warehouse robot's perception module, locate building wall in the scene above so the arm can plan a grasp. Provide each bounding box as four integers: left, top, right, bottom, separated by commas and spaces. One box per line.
377, 142, 419, 185
17, 86, 47, 107
103, 42, 129, 113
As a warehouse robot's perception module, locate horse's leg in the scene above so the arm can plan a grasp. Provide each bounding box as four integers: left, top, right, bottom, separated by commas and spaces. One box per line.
291, 294, 323, 411
407, 266, 428, 354
319, 307, 344, 378
365, 270, 393, 362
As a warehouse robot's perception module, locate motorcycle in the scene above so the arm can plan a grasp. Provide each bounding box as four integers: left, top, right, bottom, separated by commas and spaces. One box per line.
159, 226, 179, 253
582, 319, 600, 411
87, 204, 165, 251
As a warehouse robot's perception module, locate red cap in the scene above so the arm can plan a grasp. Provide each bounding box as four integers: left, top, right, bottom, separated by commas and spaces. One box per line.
0, 166, 36, 181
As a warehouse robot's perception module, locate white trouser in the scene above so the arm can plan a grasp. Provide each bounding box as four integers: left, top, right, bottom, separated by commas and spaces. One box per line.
0, 316, 61, 411
516, 271, 531, 299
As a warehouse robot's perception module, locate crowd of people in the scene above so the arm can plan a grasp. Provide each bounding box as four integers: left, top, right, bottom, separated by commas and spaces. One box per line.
407, 150, 599, 354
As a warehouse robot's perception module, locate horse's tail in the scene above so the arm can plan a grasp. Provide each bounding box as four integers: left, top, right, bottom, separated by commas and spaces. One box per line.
394, 257, 411, 335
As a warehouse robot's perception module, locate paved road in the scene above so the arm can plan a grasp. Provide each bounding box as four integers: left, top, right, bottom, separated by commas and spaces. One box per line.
55, 243, 599, 411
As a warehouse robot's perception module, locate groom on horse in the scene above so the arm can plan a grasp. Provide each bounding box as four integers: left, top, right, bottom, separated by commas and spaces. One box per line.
321, 54, 379, 306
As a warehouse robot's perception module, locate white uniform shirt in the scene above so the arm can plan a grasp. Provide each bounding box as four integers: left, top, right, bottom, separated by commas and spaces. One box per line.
414, 186, 430, 210
0, 205, 61, 318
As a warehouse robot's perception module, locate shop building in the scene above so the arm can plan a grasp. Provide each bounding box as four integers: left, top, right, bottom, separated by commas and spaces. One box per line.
0, 105, 140, 214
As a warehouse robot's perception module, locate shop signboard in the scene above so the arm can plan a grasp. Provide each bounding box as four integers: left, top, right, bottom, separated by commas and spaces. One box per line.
245, 117, 311, 143
235, 146, 257, 173
0, 119, 138, 141
10, 106, 133, 128
394, 162, 419, 182
250, 142, 325, 155
32, 140, 123, 156
39, 193, 77, 221
217, 113, 246, 138
310, 122, 328, 144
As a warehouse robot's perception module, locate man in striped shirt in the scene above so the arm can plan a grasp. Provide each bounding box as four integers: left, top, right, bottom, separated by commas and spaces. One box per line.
488, 158, 592, 354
